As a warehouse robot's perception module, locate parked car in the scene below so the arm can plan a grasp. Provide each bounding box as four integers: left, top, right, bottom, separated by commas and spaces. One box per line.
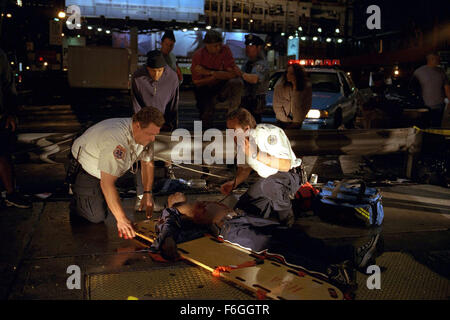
265, 66, 362, 129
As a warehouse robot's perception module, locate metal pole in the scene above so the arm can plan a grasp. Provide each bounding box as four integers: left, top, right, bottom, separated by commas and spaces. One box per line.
222, 0, 226, 30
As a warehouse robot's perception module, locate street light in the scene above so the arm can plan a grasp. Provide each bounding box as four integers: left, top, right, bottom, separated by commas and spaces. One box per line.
194, 27, 199, 31
97, 28, 102, 32
182, 28, 187, 32
335, 28, 340, 34
288, 35, 293, 39
281, 32, 285, 36
58, 11, 66, 19
6, 13, 12, 18
87, 26, 93, 30
206, 25, 211, 30
106, 30, 111, 34
337, 38, 343, 43
298, 26, 302, 31
318, 28, 322, 33
300, 36, 306, 41
326, 38, 332, 43
312, 36, 318, 41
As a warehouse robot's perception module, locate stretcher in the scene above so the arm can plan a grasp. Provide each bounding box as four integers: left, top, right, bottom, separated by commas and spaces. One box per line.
134, 220, 344, 300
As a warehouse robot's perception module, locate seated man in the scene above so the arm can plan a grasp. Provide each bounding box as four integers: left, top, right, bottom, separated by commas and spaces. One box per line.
149, 192, 381, 290
190, 30, 243, 129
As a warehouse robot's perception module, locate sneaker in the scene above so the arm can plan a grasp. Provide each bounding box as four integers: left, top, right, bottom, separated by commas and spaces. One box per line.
5, 192, 32, 209
326, 260, 357, 290
354, 233, 380, 269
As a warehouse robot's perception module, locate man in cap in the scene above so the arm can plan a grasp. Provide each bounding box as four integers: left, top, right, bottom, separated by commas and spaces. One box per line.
190, 30, 243, 128
131, 50, 179, 130
159, 30, 183, 83
69, 107, 164, 239
234, 34, 269, 123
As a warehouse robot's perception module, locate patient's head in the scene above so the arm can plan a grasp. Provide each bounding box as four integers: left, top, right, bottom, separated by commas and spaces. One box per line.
167, 192, 187, 207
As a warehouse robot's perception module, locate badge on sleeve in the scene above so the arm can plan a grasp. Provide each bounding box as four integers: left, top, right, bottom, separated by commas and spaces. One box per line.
267, 135, 278, 145
113, 145, 126, 160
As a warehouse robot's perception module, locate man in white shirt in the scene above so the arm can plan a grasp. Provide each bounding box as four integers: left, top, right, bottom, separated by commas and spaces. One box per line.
70, 107, 164, 239
220, 108, 303, 227
412, 53, 450, 127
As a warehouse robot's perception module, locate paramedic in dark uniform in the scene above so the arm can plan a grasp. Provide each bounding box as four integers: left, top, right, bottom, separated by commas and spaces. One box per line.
220, 108, 302, 227
236, 34, 270, 123
70, 107, 165, 239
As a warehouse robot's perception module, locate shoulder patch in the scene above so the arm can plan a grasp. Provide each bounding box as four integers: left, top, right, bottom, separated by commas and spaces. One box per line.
113, 145, 126, 160
267, 135, 278, 145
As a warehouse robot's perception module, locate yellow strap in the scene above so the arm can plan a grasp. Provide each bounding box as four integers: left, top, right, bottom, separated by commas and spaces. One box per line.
355, 207, 369, 219
414, 126, 450, 136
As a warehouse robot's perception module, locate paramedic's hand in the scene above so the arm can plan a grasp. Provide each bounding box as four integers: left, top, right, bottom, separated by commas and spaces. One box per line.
220, 180, 235, 195
139, 193, 154, 219
117, 218, 136, 239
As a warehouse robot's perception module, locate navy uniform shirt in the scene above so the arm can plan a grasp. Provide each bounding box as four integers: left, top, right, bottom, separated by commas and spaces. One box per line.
241, 55, 270, 98
131, 65, 179, 128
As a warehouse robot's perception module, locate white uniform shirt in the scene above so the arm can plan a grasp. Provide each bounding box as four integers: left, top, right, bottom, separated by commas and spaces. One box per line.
71, 118, 154, 179
242, 123, 301, 178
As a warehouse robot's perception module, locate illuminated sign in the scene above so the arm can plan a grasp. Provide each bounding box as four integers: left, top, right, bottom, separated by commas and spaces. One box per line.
288, 59, 341, 66
65, 0, 204, 22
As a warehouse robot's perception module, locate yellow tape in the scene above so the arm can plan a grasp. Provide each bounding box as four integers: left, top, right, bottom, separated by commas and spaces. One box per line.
413, 126, 450, 136
127, 296, 139, 300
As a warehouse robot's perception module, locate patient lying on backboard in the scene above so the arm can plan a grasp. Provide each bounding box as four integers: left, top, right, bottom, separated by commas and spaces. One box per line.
149, 192, 381, 290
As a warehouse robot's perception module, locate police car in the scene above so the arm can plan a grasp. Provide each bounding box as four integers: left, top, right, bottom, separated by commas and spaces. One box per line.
265, 59, 361, 129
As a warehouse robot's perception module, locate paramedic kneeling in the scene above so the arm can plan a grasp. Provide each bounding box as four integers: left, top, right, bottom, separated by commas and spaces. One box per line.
69, 107, 164, 238
220, 108, 302, 227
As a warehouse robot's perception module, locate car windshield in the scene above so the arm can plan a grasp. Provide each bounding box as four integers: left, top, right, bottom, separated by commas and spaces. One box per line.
309, 72, 341, 93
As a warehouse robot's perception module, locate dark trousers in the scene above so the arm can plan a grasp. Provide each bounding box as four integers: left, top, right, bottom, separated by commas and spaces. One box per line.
220, 215, 354, 274
70, 170, 108, 223
194, 78, 243, 129
241, 95, 266, 124
427, 104, 445, 127
234, 170, 301, 225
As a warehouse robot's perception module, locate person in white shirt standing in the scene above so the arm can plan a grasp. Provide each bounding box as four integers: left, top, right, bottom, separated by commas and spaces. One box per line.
412, 53, 450, 127
70, 107, 164, 239
220, 108, 303, 227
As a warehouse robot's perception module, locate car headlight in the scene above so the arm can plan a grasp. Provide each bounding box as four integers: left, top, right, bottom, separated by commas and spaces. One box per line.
306, 109, 329, 119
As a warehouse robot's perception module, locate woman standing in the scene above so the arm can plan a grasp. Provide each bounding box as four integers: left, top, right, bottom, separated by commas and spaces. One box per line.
273, 64, 312, 129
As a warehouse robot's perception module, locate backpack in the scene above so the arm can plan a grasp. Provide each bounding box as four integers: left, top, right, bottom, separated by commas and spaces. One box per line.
313, 180, 384, 227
